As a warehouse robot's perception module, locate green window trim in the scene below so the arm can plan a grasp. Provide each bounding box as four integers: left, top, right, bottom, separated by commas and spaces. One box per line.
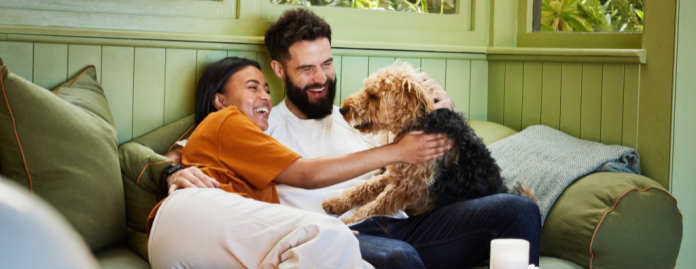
516, 0, 642, 49
486, 47, 646, 64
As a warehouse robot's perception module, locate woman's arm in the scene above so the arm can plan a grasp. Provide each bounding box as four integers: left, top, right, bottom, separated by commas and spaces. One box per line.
273, 132, 449, 189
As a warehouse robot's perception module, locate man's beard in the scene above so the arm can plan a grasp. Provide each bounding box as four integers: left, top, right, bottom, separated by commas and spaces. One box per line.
284, 75, 337, 120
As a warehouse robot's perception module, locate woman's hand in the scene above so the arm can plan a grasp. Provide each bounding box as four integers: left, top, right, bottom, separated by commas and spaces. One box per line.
167, 167, 221, 195
393, 131, 450, 164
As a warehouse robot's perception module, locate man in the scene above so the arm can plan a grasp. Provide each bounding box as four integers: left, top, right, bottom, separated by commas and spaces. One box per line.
167, 8, 541, 268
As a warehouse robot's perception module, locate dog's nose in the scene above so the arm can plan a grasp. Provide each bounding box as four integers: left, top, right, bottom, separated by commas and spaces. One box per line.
339, 108, 347, 116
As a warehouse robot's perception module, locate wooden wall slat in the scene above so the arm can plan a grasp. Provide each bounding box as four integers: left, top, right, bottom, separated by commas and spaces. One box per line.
228, 51, 257, 61
133, 47, 165, 138
195, 50, 227, 88
333, 55, 343, 106
522, 62, 542, 130
622, 64, 640, 148
68, 45, 101, 83
469, 60, 488, 121
164, 48, 197, 125
600, 63, 625, 145
560, 63, 582, 138
580, 63, 603, 142
101, 46, 135, 144
340, 56, 369, 101
368, 57, 396, 75
541, 62, 562, 129
0, 41, 33, 81
421, 58, 447, 87
257, 52, 284, 106
488, 61, 506, 125
503, 61, 523, 131
397, 57, 421, 70
33, 43, 68, 90
445, 59, 471, 116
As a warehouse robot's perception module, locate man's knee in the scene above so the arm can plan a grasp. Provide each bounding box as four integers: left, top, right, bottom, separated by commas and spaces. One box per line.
358, 237, 424, 269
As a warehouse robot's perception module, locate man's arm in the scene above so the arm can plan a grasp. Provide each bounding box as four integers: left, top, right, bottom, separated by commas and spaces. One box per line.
418, 72, 458, 112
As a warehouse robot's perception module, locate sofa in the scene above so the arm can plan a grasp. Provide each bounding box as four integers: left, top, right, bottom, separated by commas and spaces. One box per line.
0, 59, 683, 269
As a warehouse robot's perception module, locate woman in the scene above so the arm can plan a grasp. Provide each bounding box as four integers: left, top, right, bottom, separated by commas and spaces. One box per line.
147, 57, 450, 269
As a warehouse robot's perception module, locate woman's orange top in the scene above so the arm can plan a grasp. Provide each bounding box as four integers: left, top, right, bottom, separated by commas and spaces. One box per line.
147, 106, 300, 232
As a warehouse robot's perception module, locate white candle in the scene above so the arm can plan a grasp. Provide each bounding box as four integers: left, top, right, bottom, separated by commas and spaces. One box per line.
489, 239, 530, 269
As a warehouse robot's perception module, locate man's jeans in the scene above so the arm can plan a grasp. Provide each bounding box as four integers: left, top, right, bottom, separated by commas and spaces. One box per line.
352, 193, 541, 269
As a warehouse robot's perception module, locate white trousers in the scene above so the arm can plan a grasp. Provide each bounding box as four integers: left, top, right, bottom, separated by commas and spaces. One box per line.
148, 188, 373, 269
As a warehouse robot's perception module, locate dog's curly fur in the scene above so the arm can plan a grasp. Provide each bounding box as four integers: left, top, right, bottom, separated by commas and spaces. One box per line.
322, 62, 537, 224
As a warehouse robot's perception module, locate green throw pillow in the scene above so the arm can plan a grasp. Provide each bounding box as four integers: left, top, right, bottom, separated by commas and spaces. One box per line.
0, 60, 126, 251
119, 115, 194, 260
541, 172, 682, 269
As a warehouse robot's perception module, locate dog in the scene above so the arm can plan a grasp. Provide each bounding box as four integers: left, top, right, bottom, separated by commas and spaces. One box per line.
321, 62, 537, 224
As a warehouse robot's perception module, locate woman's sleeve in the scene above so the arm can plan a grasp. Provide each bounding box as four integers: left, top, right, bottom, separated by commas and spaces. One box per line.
216, 113, 301, 190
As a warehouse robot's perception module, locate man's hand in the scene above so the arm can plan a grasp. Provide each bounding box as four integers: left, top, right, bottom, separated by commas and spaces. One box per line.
167, 166, 221, 195
163, 146, 184, 166
418, 72, 458, 112
393, 131, 450, 164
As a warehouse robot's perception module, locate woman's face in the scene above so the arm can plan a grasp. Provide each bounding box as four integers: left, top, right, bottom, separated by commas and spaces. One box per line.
215, 66, 272, 130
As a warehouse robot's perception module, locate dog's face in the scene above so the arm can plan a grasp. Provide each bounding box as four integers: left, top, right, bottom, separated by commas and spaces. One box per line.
340, 62, 435, 135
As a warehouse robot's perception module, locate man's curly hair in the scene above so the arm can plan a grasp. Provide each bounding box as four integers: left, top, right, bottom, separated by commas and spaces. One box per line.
264, 8, 332, 63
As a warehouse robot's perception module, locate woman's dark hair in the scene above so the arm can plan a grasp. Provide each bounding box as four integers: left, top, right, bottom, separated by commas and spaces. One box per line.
264, 8, 332, 63
195, 57, 261, 125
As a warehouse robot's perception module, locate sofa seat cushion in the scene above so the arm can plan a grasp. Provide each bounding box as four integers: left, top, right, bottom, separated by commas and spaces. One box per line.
0, 59, 125, 250
541, 172, 682, 269
539, 256, 584, 269
94, 244, 151, 269
468, 120, 518, 146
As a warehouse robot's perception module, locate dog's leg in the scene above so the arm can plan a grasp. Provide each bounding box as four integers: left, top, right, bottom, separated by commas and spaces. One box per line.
343, 180, 410, 224
322, 173, 390, 216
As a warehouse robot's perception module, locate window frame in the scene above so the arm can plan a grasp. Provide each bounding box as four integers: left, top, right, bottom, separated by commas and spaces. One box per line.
516, 0, 642, 49
240, 0, 489, 52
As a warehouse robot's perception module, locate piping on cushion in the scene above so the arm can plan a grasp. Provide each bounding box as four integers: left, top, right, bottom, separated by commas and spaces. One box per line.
0, 65, 33, 194
167, 125, 195, 152
589, 186, 682, 269
136, 160, 173, 185
54, 65, 96, 95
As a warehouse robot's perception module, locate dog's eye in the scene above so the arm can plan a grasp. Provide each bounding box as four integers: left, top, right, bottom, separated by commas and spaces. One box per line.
369, 94, 378, 99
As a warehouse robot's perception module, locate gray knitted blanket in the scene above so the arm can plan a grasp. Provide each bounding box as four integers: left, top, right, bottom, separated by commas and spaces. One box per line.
487, 125, 641, 224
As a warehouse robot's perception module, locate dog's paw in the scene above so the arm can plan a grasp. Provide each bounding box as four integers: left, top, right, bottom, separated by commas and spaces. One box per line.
322, 197, 352, 215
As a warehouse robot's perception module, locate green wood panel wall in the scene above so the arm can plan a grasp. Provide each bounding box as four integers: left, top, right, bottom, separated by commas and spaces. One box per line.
195, 50, 227, 88
164, 49, 196, 125
421, 58, 446, 87
469, 60, 488, 121
560, 63, 582, 138
522, 62, 542, 129
33, 43, 67, 90
540, 62, 562, 129
600, 63, 624, 145
488, 60, 641, 148
4, 41, 488, 145
397, 58, 421, 70
368, 57, 396, 75
622, 64, 639, 148
101, 46, 135, 144
133, 47, 165, 138
257, 52, 284, 106
488, 61, 506, 124
503, 62, 523, 131
340, 56, 368, 101
445, 59, 471, 116
68, 45, 101, 83
0, 41, 33, 81
333, 55, 342, 106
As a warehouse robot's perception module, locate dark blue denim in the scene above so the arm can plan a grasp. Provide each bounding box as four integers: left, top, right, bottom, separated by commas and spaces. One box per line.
352, 193, 541, 269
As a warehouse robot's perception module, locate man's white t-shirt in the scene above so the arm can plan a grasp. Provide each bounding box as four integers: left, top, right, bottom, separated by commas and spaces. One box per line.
265, 99, 407, 221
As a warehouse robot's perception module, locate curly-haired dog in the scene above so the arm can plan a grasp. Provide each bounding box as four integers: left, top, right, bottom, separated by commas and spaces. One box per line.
322, 62, 537, 224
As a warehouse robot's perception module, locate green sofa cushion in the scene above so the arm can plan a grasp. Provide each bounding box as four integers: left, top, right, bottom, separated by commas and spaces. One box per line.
119, 115, 194, 260
469, 120, 518, 146
541, 172, 682, 269
0, 59, 125, 251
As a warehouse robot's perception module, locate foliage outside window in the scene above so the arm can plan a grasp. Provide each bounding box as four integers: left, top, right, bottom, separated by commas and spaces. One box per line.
535, 0, 644, 32
271, 0, 457, 15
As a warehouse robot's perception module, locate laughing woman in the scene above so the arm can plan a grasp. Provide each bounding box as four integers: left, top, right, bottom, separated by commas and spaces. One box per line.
147, 57, 450, 269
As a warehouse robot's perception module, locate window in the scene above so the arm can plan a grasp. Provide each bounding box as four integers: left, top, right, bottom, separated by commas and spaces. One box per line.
271, 0, 457, 15
533, 0, 644, 32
